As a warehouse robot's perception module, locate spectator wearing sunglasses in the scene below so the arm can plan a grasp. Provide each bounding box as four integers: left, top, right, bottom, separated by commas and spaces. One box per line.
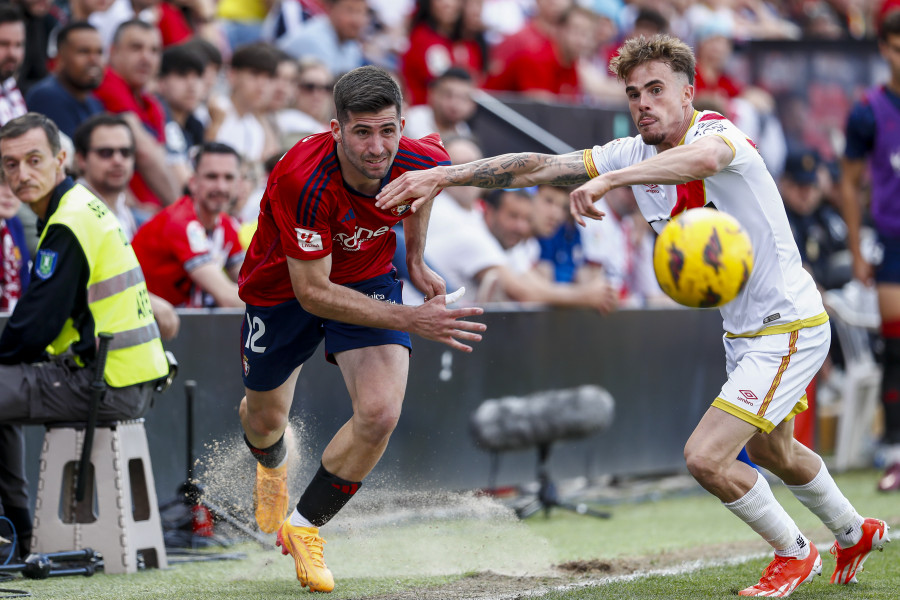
293, 58, 335, 131
72, 112, 180, 340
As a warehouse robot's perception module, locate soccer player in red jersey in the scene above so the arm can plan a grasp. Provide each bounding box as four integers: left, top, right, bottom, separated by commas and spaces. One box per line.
237, 65, 486, 593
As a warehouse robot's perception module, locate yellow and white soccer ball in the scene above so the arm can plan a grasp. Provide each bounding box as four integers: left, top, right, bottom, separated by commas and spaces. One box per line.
652, 207, 754, 308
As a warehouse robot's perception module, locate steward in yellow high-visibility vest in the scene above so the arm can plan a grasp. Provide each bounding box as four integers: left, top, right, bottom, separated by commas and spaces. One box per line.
0, 113, 169, 557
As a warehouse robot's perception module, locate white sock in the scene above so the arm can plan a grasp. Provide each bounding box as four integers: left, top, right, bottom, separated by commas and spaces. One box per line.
289, 508, 314, 528
725, 471, 810, 559
273, 452, 288, 469
786, 458, 864, 548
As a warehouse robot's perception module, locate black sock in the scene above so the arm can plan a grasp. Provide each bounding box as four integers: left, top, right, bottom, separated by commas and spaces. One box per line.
243, 433, 287, 469
296, 464, 362, 527
883, 337, 900, 444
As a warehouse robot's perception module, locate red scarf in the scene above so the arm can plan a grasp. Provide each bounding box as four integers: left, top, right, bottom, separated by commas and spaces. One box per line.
0, 219, 22, 312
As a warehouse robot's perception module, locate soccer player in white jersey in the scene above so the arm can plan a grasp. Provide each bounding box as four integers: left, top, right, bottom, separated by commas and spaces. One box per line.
375, 34, 890, 598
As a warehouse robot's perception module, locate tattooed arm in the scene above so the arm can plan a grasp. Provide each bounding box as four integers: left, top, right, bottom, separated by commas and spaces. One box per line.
375, 150, 591, 213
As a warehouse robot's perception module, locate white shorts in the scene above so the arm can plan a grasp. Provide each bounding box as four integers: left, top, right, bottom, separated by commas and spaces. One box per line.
712, 322, 831, 433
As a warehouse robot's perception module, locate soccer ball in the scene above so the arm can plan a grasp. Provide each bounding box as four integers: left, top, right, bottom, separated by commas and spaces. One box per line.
652, 207, 753, 308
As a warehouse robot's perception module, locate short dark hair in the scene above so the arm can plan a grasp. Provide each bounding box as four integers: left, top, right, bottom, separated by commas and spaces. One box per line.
112, 18, 155, 46
880, 10, 900, 41
428, 66, 472, 88
482, 187, 532, 209
230, 42, 279, 76
56, 21, 98, 49
634, 7, 669, 33
0, 113, 61, 156
333, 65, 402, 125
192, 141, 242, 171
160, 44, 207, 77
180, 37, 222, 68
0, 4, 24, 27
72, 113, 134, 156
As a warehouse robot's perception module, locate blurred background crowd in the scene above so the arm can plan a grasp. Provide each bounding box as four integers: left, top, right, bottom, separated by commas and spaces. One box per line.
0, 0, 895, 316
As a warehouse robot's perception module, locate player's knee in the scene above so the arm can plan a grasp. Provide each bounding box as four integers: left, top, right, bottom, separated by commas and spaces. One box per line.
354, 402, 401, 442
243, 400, 290, 438
684, 449, 725, 486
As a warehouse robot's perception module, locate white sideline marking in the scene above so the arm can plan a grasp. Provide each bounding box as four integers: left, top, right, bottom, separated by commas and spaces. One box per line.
487, 543, 831, 600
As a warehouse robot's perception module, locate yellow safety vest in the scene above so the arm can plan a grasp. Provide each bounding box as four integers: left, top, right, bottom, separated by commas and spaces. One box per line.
37, 184, 169, 387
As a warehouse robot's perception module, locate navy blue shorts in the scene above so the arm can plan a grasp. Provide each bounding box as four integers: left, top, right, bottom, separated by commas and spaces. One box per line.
241, 270, 411, 392
876, 232, 900, 285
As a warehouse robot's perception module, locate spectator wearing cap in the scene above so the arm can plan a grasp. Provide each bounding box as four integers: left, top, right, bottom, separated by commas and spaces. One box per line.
94, 18, 180, 210
26, 22, 105, 140
277, 0, 368, 77
780, 149, 849, 290
206, 42, 280, 164
404, 67, 475, 140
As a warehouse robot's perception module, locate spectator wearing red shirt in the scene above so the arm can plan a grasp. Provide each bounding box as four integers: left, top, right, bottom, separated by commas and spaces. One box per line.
132, 142, 245, 308
693, 21, 743, 100
484, 4, 596, 101
401, 0, 484, 106
94, 19, 180, 211
490, 0, 571, 68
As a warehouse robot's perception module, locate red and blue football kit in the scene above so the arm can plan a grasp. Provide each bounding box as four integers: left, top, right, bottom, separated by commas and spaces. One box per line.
239, 132, 450, 391
132, 196, 244, 307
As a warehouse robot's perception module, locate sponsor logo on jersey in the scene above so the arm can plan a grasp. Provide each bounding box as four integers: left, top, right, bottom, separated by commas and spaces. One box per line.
763, 312, 781, 325
644, 184, 661, 194
333, 225, 390, 251
295, 227, 323, 251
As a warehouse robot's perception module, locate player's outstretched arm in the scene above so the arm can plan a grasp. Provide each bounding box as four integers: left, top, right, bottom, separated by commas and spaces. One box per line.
570, 136, 733, 226
288, 256, 486, 352
375, 150, 591, 213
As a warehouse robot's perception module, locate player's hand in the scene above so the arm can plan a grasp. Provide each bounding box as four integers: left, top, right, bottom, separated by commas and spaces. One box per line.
375, 167, 444, 214
569, 176, 610, 226
412, 291, 486, 352
408, 261, 446, 301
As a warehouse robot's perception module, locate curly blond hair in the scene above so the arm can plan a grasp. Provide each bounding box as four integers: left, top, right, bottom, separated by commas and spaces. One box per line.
610, 34, 696, 85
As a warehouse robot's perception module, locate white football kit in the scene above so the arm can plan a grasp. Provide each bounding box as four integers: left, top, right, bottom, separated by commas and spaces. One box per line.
585, 110, 829, 432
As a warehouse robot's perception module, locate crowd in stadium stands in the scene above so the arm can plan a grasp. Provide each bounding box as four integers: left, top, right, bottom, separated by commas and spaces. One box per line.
0, 0, 896, 317
0, 0, 896, 508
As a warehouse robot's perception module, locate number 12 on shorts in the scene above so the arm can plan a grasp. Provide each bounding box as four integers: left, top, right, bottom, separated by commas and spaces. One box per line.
245, 314, 267, 353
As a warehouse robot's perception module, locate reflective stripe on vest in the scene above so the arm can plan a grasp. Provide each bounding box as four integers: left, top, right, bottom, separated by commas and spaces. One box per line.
37, 184, 169, 387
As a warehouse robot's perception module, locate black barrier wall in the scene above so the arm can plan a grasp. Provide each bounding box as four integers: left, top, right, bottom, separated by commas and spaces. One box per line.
9, 307, 728, 503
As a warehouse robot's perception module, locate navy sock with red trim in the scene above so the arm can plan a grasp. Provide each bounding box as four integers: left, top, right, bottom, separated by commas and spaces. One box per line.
296, 463, 362, 527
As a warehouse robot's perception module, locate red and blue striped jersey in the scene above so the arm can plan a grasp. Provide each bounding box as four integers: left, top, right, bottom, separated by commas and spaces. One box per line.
239, 131, 449, 306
